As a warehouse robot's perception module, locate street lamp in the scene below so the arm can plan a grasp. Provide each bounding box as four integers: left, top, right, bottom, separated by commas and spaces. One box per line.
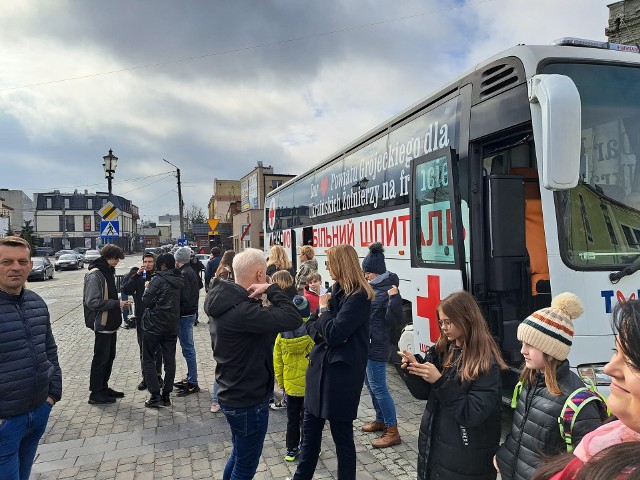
102, 149, 118, 197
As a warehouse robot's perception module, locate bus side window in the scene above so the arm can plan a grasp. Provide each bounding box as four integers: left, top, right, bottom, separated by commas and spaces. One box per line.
510, 167, 551, 308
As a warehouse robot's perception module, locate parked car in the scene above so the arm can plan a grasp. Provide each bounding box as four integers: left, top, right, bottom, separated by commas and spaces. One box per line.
55, 254, 83, 271
35, 247, 55, 257
54, 249, 76, 260
74, 247, 89, 255
195, 254, 209, 268
144, 247, 159, 255
83, 249, 101, 263
29, 257, 55, 281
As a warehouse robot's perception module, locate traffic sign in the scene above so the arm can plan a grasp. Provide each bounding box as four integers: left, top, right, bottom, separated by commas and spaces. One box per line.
177, 238, 187, 246
207, 219, 220, 232
100, 220, 120, 238
240, 223, 251, 241
99, 201, 121, 220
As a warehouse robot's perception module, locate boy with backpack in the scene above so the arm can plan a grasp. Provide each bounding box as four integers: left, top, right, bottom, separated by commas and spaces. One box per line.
495, 292, 607, 479
273, 295, 315, 462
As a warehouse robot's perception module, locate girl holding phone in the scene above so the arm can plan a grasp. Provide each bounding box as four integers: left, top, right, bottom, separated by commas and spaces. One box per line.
401, 290, 506, 480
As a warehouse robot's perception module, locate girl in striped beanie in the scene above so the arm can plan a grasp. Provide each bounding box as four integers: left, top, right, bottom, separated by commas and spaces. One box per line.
495, 293, 605, 479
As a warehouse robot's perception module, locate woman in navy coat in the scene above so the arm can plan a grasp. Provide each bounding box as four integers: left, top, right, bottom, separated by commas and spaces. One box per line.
290, 244, 374, 480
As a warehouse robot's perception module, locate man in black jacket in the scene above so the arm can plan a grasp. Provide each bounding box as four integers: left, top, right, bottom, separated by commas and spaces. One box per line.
121, 252, 162, 390
204, 247, 221, 292
205, 248, 301, 479
173, 247, 201, 396
0, 236, 62, 479
140, 253, 184, 408
83, 244, 127, 405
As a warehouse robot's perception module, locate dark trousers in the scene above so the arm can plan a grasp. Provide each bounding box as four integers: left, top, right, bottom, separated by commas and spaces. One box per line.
89, 332, 117, 394
142, 331, 177, 396
286, 395, 305, 450
136, 317, 162, 378
292, 411, 356, 480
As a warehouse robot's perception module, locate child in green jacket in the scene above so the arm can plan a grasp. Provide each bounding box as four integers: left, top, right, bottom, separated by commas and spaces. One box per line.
273, 295, 314, 462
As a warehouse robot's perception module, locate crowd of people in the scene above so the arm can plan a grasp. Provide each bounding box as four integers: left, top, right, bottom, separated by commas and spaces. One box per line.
2, 234, 640, 479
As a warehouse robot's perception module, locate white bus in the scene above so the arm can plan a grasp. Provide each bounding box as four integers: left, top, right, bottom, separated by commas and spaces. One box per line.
264, 38, 640, 400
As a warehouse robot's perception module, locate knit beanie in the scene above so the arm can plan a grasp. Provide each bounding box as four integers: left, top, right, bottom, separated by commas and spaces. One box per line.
174, 247, 192, 265
517, 292, 583, 361
362, 242, 386, 275
293, 295, 310, 318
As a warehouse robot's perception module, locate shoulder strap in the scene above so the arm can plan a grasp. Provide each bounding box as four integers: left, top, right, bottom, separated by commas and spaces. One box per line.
558, 380, 609, 452
511, 380, 524, 408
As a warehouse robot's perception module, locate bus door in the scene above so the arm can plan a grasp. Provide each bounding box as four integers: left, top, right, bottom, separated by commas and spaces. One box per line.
474, 134, 543, 369
408, 148, 466, 354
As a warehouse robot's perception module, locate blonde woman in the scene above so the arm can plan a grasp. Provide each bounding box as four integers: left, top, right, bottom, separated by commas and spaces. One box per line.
266, 245, 295, 278
289, 244, 374, 480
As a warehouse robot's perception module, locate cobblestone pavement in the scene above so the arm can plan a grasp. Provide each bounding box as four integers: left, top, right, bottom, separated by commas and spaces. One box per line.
28, 256, 510, 479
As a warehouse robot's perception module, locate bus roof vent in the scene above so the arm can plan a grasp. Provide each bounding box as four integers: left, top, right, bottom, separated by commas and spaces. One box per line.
479, 63, 519, 99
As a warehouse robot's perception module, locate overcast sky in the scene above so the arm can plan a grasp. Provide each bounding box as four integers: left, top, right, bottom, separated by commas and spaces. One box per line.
0, 0, 610, 222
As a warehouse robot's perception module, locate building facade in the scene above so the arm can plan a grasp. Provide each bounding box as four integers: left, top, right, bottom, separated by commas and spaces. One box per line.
232, 162, 294, 252
607, 0, 640, 45
0, 189, 35, 231
34, 190, 137, 252
158, 214, 181, 241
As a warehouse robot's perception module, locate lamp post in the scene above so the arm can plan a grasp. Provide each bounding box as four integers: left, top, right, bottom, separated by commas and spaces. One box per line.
102, 149, 118, 197
163, 159, 185, 239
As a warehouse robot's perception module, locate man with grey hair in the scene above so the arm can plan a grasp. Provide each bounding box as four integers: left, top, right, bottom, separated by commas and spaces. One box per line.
205, 248, 302, 479
173, 247, 201, 396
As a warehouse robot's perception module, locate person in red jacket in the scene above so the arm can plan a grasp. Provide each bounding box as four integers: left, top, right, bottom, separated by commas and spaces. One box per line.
303, 272, 325, 313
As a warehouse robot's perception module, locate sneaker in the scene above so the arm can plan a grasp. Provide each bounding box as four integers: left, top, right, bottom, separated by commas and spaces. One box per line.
161, 393, 171, 406
174, 378, 189, 389
137, 380, 147, 391
88, 394, 116, 404
284, 447, 300, 462
210, 402, 220, 413
145, 395, 163, 408
176, 383, 200, 397
105, 388, 125, 398
270, 398, 287, 410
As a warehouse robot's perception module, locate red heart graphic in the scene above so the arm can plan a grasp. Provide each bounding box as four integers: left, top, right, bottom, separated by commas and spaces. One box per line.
320, 177, 329, 197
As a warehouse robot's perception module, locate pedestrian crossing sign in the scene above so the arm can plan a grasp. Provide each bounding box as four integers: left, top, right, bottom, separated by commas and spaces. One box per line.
100, 220, 120, 238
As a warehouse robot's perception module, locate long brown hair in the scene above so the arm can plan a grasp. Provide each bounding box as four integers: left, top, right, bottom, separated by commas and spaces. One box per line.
435, 291, 507, 382
326, 245, 373, 299
215, 250, 235, 280
519, 354, 563, 396
267, 245, 292, 271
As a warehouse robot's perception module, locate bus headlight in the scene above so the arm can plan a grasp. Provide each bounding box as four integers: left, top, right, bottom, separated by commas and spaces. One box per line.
577, 364, 611, 386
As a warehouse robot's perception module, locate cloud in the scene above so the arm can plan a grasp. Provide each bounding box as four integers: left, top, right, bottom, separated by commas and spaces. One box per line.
0, 0, 611, 221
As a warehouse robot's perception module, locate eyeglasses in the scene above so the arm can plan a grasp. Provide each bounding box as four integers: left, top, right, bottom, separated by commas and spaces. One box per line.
439, 320, 452, 329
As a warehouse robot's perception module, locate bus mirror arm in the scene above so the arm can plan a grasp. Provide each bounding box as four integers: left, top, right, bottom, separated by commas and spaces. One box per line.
609, 255, 640, 284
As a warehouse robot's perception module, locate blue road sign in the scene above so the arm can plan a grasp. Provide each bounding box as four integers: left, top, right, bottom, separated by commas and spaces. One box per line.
100, 220, 120, 238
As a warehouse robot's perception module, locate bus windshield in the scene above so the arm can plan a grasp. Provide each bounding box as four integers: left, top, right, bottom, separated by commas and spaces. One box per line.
545, 62, 640, 268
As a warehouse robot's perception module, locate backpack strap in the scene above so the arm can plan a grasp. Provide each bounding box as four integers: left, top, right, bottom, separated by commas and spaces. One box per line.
511, 380, 524, 408
558, 381, 608, 453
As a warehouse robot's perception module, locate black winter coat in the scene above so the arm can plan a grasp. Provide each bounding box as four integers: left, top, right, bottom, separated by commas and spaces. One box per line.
0, 288, 62, 418
404, 345, 502, 480
205, 279, 302, 408
141, 269, 184, 336
304, 283, 371, 422
178, 263, 200, 316
266, 264, 296, 279
368, 271, 402, 362
495, 361, 604, 480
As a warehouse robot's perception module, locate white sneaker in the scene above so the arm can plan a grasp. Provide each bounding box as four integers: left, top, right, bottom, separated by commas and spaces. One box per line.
210, 402, 220, 413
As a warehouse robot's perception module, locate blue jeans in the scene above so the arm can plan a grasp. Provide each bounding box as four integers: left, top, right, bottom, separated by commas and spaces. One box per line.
212, 379, 219, 403
0, 402, 52, 480
293, 411, 356, 480
178, 315, 198, 385
220, 400, 269, 480
365, 359, 397, 427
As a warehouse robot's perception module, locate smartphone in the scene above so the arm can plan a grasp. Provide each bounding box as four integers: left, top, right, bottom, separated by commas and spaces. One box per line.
397, 351, 409, 361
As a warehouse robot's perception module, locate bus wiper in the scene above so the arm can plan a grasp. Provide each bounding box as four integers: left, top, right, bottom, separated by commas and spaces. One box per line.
610, 255, 640, 283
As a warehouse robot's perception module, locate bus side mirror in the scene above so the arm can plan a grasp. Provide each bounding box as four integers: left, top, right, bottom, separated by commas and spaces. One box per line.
528, 74, 581, 190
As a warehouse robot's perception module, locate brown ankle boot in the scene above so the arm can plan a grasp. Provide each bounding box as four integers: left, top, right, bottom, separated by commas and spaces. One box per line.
372, 426, 401, 448
361, 421, 385, 432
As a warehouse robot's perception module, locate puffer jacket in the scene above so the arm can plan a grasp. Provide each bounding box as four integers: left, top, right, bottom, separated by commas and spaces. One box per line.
121, 270, 154, 319
295, 258, 318, 291
205, 278, 302, 408
404, 345, 502, 480
83, 257, 122, 331
496, 361, 604, 480
0, 288, 62, 418
178, 263, 200, 316
141, 269, 184, 336
273, 320, 314, 397
368, 271, 402, 362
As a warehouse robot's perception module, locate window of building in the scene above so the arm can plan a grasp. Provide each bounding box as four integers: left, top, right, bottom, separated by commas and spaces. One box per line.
83, 215, 92, 232
46, 197, 52, 209
87, 198, 93, 210
64, 198, 70, 209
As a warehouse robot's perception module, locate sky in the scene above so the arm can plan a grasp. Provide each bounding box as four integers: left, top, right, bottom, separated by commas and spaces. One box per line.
0, 0, 611, 222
